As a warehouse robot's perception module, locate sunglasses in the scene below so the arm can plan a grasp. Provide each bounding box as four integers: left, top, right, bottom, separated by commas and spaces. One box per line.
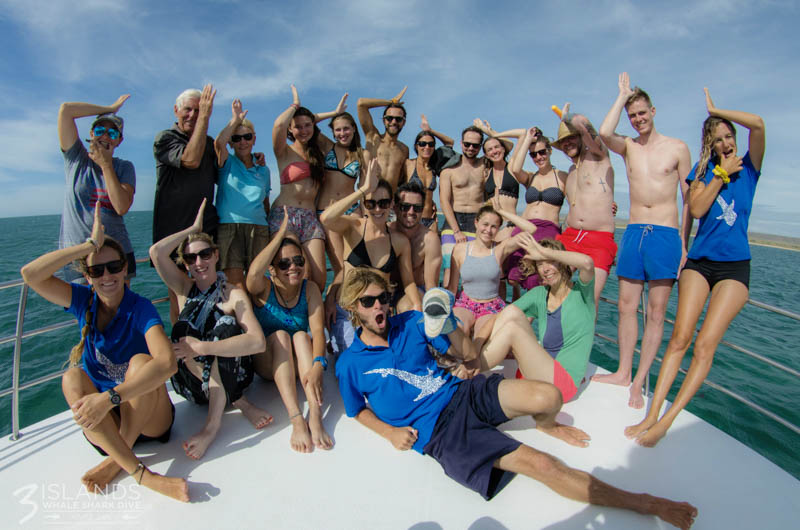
86, 259, 125, 278
530, 148, 549, 158
363, 198, 392, 210
92, 125, 121, 140
416, 140, 435, 148
463, 141, 481, 149
399, 202, 424, 213
276, 255, 305, 270
384, 115, 405, 123
358, 291, 391, 308
231, 133, 254, 143
183, 247, 215, 264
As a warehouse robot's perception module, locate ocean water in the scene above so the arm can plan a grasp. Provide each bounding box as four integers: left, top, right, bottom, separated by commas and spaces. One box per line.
1, 212, 798, 480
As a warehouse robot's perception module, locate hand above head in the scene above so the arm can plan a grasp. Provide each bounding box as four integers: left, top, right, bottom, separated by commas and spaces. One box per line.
491, 195, 505, 214
277, 205, 290, 234
335, 93, 348, 114
618, 72, 634, 99
360, 158, 380, 195
420, 114, 431, 131
519, 232, 547, 261
291, 84, 300, 107
560, 102, 571, 123
110, 94, 130, 113
704, 87, 717, 116
90, 202, 106, 250
231, 98, 248, 123
391, 86, 407, 105
191, 199, 207, 233
199, 84, 216, 118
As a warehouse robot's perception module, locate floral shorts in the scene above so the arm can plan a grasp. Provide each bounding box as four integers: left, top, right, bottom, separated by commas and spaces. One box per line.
268, 205, 326, 242
454, 291, 506, 320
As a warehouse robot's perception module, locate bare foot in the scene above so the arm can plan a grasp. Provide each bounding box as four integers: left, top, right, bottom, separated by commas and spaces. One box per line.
646, 495, 698, 529
140, 468, 190, 502
624, 417, 656, 440
308, 414, 333, 450
591, 371, 631, 386
81, 457, 122, 493
234, 396, 273, 429
628, 384, 645, 409
635, 421, 669, 448
536, 422, 591, 448
290, 415, 313, 453
183, 426, 219, 460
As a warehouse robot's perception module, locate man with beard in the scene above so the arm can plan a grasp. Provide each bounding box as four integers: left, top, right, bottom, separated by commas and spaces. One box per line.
357, 87, 410, 192
551, 105, 616, 307
334, 271, 697, 529
594, 73, 692, 408
439, 126, 486, 287
389, 180, 442, 312
153, 84, 220, 323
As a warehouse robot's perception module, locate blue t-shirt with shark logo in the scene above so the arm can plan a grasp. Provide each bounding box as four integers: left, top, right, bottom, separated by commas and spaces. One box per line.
336, 310, 457, 453
686, 151, 760, 262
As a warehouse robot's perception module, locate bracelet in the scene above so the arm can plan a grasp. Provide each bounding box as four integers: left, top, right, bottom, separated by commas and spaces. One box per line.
289, 411, 303, 420
313, 356, 328, 371
712, 165, 730, 184
85, 237, 100, 252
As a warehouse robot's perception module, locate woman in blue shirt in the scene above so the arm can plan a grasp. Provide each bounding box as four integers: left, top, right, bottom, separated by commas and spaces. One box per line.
626, 88, 765, 447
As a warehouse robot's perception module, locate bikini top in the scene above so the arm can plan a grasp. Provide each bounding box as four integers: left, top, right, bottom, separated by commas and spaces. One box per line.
280, 161, 312, 185
345, 223, 397, 273
324, 148, 359, 179
525, 169, 565, 207
408, 165, 437, 192
484, 165, 519, 199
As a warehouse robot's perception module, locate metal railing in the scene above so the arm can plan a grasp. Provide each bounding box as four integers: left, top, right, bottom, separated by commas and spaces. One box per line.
2, 267, 800, 441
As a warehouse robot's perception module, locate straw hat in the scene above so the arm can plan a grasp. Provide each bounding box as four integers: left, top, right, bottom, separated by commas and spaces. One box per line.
551, 121, 578, 151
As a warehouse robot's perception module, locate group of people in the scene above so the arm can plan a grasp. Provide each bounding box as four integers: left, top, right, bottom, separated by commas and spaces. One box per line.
21, 74, 766, 528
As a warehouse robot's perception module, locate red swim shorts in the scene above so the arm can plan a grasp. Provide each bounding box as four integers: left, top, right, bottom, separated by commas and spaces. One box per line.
556, 227, 618, 273
515, 359, 578, 402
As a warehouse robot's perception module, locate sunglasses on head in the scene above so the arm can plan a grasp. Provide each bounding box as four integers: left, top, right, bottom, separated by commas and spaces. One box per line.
463, 141, 481, 149
92, 125, 121, 140
358, 291, 391, 308
384, 115, 405, 123
399, 202, 424, 213
183, 247, 215, 264
86, 259, 125, 278
276, 255, 305, 270
231, 133, 254, 143
363, 198, 392, 210
530, 148, 549, 158
416, 140, 435, 148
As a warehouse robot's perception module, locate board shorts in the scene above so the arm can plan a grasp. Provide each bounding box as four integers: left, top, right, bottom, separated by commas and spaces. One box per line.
682, 258, 750, 289
616, 224, 681, 281
454, 291, 506, 320
557, 227, 617, 273
424, 373, 522, 500
86, 402, 175, 457
217, 223, 270, 270
441, 211, 477, 269
515, 359, 578, 402
504, 219, 561, 290
268, 206, 325, 242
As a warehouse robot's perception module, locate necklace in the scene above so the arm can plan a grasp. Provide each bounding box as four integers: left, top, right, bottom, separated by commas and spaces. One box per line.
274, 282, 301, 308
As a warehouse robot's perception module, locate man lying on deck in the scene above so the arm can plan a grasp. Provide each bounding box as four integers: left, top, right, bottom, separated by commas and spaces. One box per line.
335, 269, 697, 529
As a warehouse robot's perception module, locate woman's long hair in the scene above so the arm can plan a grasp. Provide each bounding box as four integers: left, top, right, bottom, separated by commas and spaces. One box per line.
287, 106, 324, 186
329, 112, 365, 173
696, 116, 737, 182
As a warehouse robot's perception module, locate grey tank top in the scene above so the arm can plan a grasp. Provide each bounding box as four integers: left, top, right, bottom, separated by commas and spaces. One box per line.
461, 242, 502, 300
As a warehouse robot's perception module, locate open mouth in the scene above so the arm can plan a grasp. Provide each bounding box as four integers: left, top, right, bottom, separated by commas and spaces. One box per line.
375, 312, 386, 328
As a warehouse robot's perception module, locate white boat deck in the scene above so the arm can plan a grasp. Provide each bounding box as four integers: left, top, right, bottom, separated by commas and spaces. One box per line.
1, 362, 799, 529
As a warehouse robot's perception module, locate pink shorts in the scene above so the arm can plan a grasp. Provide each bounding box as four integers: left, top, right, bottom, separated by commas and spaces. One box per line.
454, 291, 506, 320
515, 359, 578, 402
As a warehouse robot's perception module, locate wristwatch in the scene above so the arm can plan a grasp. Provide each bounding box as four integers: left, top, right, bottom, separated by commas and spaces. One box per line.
108, 388, 122, 406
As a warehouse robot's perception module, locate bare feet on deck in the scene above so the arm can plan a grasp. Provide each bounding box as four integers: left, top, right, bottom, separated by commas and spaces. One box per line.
536, 422, 591, 448
628, 384, 645, 409
81, 457, 122, 492
290, 414, 313, 453
234, 396, 273, 429
183, 425, 219, 460
590, 371, 631, 386
645, 494, 698, 529
140, 468, 190, 502
309, 414, 333, 450
624, 415, 670, 447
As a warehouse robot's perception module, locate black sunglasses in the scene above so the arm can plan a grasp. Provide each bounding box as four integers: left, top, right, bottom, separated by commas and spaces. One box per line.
86, 259, 125, 278
363, 198, 392, 210
384, 115, 405, 123
463, 141, 481, 149
276, 255, 305, 270
399, 202, 424, 213
358, 291, 391, 308
231, 133, 254, 142
183, 247, 215, 264
416, 140, 435, 147
529, 148, 549, 158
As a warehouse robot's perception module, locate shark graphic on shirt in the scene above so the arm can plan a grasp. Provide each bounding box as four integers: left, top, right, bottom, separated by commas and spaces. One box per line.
715, 195, 737, 227
364, 367, 445, 401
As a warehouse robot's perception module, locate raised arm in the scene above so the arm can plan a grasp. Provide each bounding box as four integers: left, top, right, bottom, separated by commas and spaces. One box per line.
357, 86, 406, 138
421, 114, 454, 147
181, 84, 215, 169
562, 103, 606, 159
493, 196, 538, 235
472, 118, 519, 152
599, 73, 634, 156
508, 127, 540, 185
320, 158, 379, 233
272, 85, 300, 159
215, 98, 248, 167
246, 206, 290, 298
149, 200, 205, 297
315, 92, 348, 123
58, 95, 129, 151
519, 232, 594, 284
705, 87, 765, 171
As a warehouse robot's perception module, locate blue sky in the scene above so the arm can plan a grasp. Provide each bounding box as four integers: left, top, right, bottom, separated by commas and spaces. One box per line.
1, 0, 798, 236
